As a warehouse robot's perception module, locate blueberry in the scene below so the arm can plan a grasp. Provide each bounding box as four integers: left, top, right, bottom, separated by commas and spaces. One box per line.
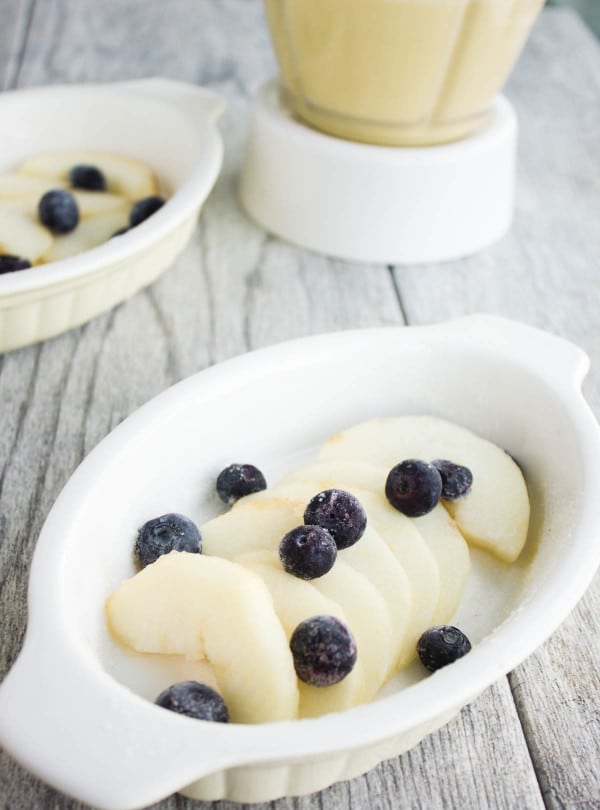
38, 189, 79, 234
135, 512, 201, 568
69, 164, 107, 192
385, 459, 442, 517
289, 615, 357, 687
216, 463, 267, 505
111, 227, 129, 238
155, 681, 229, 722
0, 254, 31, 273
279, 525, 337, 580
129, 195, 165, 227
303, 489, 367, 550
432, 459, 473, 501
417, 625, 472, 672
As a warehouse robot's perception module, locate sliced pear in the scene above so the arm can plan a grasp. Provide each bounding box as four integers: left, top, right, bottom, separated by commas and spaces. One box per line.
106, 551, 299, 723
0, 196, 40, 215
72, 190, 129, 218
0, 190, 127, 220
282, 460, 387, 492
204, 493, 393, 700
263, 480, 412, 676
0, 172, 65, 198
276, 464, 469, 624
42, 209, 128, 263
201, 495, 306, 559
20, 151, 158, 200
319, 416, 530, 563
333, 526, 411, 677
272, 471, 441, 666
310, 555, 393, 703
411, 505, 470, 622
234, 550, 363, 718
0, 211, 53, 262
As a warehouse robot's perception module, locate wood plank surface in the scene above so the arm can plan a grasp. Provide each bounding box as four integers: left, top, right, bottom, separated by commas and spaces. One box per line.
0, 0, 34, 89
0, 3, 597, 810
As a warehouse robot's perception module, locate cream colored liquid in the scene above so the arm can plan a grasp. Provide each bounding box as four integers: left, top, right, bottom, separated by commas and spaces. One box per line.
265, 0, 544, 146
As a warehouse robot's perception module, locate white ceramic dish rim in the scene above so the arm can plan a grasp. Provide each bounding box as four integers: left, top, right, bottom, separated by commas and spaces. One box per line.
0, 79, 225, 296
1, 314, 600, 809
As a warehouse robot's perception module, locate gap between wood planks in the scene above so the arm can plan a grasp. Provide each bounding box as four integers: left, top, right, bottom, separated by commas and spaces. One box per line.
3, 0, 36, 91
387, 266, 409, 326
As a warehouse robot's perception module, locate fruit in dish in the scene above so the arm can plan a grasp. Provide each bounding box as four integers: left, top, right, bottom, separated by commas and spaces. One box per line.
290, 615, 358, 687
0, 150, 166, 270
216, 463, 268, 505
417, 625, 472, 672
135, 512, 202, 569
106, 416, 529, 724
303, 488, 367, 549
279, 524, 338, 580
107, 552, 299, 724
385, 459, 444, 518
156, 680, 230, 723
69, 164, 107, 192
38, 189, 79, 234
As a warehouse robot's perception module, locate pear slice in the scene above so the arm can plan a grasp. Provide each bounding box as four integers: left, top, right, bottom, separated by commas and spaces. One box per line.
0, 196, 40, 216
20, 151, 158, 200
234, 550, 363, 718
0, 211, 53, 263
411, 505, 470, 623
0, 173, 65, 198
201, 495, 306, 559
72, 190, 129, 218
106, 552, 299, 723
319, 416, 530, 563
42, 209, 129, 263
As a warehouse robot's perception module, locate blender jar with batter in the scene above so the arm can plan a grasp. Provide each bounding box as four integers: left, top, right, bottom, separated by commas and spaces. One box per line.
264, 0, 544, 146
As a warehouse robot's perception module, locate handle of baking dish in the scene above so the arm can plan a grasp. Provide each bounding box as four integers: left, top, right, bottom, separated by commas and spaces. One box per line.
0, 631, 239, 810
433, 314, 590, 388
118, 77, 226, 123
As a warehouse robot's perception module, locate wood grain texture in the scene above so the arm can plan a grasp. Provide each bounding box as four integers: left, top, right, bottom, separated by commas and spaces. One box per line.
0, 2, 597, 810
0, 0, 34, 89
392, 9, 600, 809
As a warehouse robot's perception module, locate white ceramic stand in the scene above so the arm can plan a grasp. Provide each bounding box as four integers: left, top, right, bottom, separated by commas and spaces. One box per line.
239, 80, 518, 264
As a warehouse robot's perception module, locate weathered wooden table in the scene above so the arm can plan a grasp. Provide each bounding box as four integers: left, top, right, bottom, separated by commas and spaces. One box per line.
1, 2, 599, 809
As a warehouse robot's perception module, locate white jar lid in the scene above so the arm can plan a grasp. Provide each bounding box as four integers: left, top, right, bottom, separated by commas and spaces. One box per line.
239, 80, 517, 265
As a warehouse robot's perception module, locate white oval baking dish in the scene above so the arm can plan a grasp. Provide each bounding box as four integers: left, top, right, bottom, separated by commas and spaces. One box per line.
0, 314, 599, 808
0, 78, 224, 353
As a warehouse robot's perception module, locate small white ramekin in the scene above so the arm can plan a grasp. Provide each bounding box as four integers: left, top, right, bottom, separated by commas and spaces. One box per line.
0, 315, 598, 808
0, 79, 224, 353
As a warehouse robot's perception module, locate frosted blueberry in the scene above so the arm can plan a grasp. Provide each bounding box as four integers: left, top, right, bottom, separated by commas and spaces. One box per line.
216, 463, 267, 505
135, 512, 201, 568
385, 459, 442, 517
304, 489, 366, 549
289, 615, 357, 686
417, 625, 472, 672
156, 681, 229, 722
432, 459, 473, 501
279, 525, 337, 579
